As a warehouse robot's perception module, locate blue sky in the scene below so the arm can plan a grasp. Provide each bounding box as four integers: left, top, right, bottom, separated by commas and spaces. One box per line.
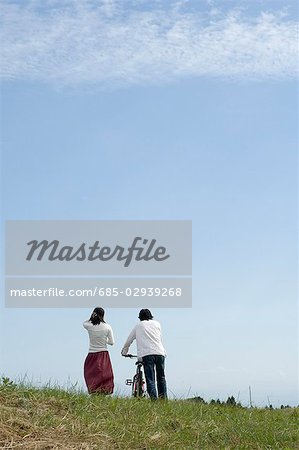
0, 0, 298, 406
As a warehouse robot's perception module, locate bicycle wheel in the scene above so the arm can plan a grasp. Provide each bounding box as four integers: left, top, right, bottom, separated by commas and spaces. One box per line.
132, 373, 144, 397
132, 374, 139, 397
137, 373, 144, 397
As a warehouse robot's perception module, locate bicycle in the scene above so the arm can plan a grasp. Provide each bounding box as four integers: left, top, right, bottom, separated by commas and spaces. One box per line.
123, 354, 146, 398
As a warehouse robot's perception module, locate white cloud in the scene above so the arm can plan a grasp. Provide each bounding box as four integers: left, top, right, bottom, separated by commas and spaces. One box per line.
0, 0, 297, 88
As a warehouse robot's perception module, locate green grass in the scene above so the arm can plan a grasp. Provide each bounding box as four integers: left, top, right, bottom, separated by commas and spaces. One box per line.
0, 383, 298, 449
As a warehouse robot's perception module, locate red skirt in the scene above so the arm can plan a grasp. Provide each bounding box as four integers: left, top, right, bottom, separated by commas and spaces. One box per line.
84, 351, 114, 394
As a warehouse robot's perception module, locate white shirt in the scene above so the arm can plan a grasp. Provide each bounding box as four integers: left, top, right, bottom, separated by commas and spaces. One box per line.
121, 319, 166, 358
83, 320, 114, 353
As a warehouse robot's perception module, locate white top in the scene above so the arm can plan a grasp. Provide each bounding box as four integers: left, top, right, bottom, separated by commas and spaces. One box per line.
121, 319, 166, 358
83, 320, 114, 353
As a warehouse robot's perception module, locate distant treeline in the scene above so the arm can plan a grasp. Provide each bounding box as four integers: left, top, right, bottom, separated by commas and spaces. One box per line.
189, 395, 296, 410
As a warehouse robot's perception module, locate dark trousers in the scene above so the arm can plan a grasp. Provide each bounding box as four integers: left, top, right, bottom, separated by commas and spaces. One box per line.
142, 354, 167, 399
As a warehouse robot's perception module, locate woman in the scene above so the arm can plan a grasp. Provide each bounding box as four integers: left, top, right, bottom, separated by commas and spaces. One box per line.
83, 307, 114, 394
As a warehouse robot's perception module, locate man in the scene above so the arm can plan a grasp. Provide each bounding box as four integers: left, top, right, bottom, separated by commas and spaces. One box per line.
121, 309, 167, 399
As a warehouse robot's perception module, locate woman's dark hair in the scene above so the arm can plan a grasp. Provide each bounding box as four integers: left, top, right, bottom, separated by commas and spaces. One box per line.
89, 307, 106, 325
138, 309, 153, 321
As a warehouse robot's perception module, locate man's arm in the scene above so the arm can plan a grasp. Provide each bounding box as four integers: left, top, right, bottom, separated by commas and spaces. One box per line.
121, 326, 137, 355
161, 326, 167, 357
158, 321, 167, 357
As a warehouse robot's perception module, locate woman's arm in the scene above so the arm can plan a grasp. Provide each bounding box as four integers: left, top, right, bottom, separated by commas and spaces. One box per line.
83, 320, 91, 329
107, 326, 115, 346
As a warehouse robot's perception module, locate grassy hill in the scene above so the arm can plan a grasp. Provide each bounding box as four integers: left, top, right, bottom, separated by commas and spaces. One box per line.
0, 382, 298, 449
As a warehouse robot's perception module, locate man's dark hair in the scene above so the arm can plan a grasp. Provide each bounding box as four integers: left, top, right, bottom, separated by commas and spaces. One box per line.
138, 309, 153, 321
89, 307, 106, 325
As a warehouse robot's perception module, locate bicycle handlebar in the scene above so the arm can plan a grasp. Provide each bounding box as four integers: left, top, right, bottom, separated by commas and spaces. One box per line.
123, 354, 138, 358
